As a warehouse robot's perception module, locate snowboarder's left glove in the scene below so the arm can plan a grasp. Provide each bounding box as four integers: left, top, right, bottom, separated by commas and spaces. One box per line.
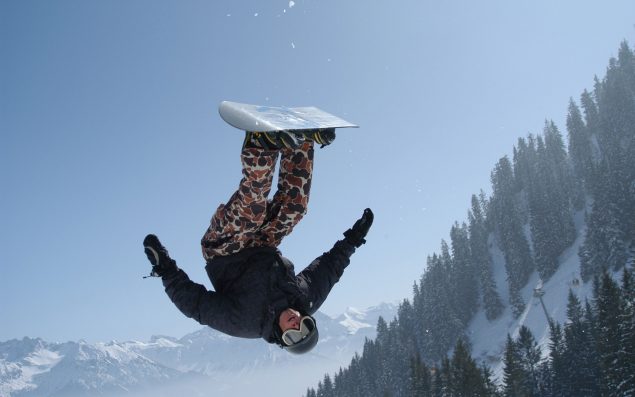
143, 234, 178, 278
343, 208, 374, 247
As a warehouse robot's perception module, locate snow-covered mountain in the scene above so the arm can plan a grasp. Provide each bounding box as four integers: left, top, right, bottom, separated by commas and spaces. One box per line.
0, 337, 192, 397
334, 302, 397, 336
0, 304, 397, 397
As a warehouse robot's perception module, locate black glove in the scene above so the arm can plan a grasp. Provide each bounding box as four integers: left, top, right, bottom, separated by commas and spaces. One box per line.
143, 234, 178, 277
343, 208, 374, 248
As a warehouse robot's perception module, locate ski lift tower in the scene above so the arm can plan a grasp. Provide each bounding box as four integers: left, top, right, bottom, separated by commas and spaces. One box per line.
533, 284, 553, 327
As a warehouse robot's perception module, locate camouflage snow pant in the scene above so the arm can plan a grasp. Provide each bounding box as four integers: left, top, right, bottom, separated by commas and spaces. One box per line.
201, 141, 314, 260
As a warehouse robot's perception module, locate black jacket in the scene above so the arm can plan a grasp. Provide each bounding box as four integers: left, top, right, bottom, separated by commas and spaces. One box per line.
161, 239, 356, 344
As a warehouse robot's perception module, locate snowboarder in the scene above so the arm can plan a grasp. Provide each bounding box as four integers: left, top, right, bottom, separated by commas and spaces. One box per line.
143, 129, 373, 354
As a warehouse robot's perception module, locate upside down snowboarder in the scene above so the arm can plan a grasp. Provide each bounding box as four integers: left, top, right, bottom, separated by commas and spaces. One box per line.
143, 125, 373, 354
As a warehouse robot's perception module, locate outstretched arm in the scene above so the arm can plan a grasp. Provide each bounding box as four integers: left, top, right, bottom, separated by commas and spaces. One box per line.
143, 235, 243, 337
161, 270, 235, 332
296, 239, 356, 314
296, 209, 374, 314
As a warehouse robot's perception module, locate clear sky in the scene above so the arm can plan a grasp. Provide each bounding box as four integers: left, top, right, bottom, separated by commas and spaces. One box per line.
1, 0, 634, 343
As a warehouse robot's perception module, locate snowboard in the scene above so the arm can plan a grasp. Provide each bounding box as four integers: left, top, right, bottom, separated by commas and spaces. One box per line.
219, 101, 358, 132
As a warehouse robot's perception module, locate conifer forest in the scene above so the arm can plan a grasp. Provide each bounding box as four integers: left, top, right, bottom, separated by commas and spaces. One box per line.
306, 42, 635, 397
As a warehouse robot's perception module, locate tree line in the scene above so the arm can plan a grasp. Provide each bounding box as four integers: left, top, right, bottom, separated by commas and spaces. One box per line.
307, 269, 634, 396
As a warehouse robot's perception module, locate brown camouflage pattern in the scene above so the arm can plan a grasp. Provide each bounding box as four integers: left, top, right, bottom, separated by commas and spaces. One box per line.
201, 141, 314, 260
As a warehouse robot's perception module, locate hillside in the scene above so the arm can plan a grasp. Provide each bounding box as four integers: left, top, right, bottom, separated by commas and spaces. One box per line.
306, 41, 635, 397
468, 210, 592, 380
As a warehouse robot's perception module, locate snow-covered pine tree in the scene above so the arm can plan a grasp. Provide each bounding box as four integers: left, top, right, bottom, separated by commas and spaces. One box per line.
449, 339, 491, 396
542, 122, 576, 259
450, 222, 479, 325
502, 334, 527, 397
617, 269, 635, 396
420, 251, 463, 362
523, 124, 575, 281
468, 193, 504, 320
515, 326, 542, 397
547, 322, 567, 396
595, 272, 625, 396
578, 42, 635, 280
566, 98, 594, 208
490, 156, 534, 316
408, 354, 431, 397
431, 365, 444, 397
563, 290, 599, 395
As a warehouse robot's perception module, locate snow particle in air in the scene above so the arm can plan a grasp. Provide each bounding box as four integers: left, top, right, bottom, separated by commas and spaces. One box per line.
289, 1, 295, 8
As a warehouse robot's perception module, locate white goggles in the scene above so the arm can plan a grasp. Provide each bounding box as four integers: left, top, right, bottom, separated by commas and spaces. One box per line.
281, 316, 316, 346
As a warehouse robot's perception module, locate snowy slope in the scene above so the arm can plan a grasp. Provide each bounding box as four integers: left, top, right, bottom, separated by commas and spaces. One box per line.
465, 210, 601, 383
0, 304, 397, 397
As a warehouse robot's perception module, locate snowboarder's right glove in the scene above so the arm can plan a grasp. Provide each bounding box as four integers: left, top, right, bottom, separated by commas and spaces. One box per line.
143, 234, 178, 278
343, 208, 374, 248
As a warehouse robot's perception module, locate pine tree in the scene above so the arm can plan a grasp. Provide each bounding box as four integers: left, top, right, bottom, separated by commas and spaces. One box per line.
431, 366, 444, 397
449, 339, 489, 396
316, 374, 334, 397
508, 283, 526, 319
617, 269, 635, 396
419, 251, 463, 362
562, 290, 599, 395
439, 357, 451, 397
577, 165, 627, 281
583, 297, 602, 387
385, 318, 412, 397
359, 340, 380, 396
515, 326, 541, 397
409, 354, 431, 397
375, 316, 395, 395
503, 334, 526, 397
547, 322, 566, 396
526, 124, 575, 280
468, 193, 504, 320
579, 42, 634, 280
566, 98, 594, 207
481, 365, 500, 397
595, 271, 625, 396
450, 222, 479, 325
490, 156, 533, 316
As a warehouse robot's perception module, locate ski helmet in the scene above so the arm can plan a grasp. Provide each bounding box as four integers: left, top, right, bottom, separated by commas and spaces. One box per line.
280, 315, 319, 354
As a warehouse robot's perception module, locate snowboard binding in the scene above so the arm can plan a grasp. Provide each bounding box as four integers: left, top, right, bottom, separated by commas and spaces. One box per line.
243, 128, 336, 150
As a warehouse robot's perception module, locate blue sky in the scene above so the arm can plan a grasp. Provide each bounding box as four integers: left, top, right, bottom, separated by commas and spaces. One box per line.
1, 0, 634, 343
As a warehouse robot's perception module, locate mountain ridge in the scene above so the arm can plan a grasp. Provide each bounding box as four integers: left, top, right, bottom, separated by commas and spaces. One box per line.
0, 303, 398, 397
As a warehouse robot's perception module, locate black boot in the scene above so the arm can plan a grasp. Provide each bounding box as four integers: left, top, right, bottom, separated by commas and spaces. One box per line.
305, 128, 336, 148
143, 234, 178, 277
243, 131, 305, 150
